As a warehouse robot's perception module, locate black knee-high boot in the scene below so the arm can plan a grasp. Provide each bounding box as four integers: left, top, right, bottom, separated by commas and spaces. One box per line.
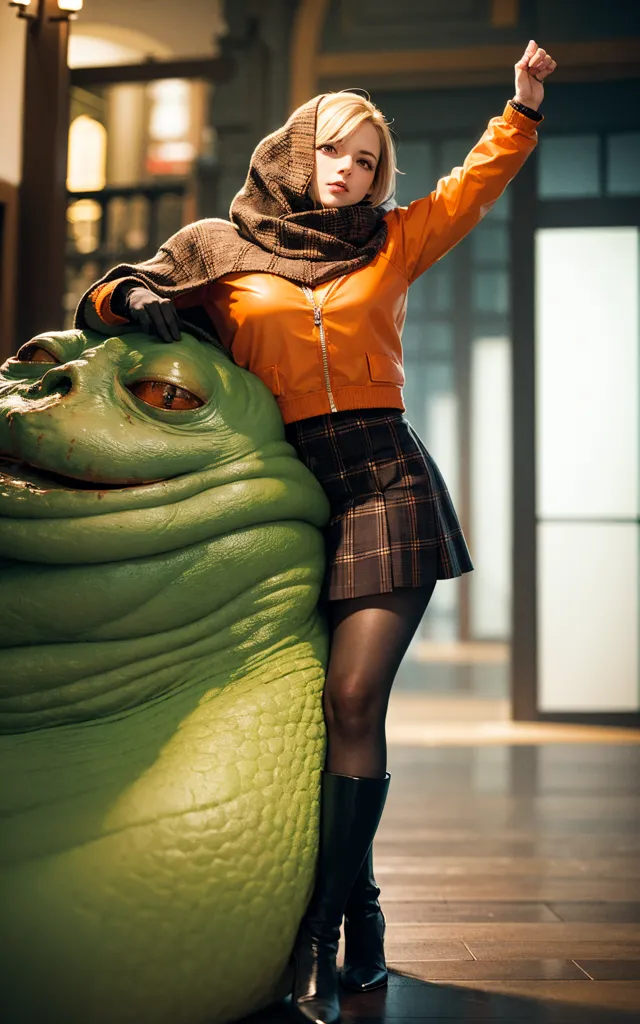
289, 771, 390, 1024
341, 846, 388, 992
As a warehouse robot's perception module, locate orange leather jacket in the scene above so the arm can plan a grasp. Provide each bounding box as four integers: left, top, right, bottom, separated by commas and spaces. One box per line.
90, 102, 540, 425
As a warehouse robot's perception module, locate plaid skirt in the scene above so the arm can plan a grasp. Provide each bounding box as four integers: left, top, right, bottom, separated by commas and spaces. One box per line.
285, 408, 474, 601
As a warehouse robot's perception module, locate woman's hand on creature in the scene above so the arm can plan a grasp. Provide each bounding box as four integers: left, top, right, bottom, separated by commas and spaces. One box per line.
122, 286, 182, 343
514, 40, 557, 110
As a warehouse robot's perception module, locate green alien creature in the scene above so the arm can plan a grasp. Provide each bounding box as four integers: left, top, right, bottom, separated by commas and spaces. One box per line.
0, 328, 330, 1024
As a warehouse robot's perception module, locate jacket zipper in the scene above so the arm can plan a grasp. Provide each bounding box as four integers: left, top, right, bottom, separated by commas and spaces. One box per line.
302, 284, 338, 413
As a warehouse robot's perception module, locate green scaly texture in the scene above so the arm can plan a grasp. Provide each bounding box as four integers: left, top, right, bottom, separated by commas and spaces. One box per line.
0, 329, 330, 1024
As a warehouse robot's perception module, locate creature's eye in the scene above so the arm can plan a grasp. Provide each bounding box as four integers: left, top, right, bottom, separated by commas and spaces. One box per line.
16, 343, 60, 364
129, 380, 204, 411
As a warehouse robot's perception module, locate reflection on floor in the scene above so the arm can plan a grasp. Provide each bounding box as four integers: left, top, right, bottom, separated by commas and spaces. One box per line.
412, 640, 509, 664
396, 646, 510, 701
240, 653, 640, 1023
386, 690, 640, 745
391, 652, 640, 745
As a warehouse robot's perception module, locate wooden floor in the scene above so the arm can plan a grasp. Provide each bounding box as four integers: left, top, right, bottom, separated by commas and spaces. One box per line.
242, 736, 640, 1023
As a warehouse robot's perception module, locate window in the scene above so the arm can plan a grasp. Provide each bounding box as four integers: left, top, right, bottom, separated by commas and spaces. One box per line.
607, 132, 640, 196
538, 135, 601, 199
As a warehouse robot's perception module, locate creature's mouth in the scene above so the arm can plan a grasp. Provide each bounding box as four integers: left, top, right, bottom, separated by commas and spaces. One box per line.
0, 456, 165, 492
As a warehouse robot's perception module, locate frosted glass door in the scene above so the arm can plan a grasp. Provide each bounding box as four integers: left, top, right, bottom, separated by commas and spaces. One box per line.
470, 336, 511, 639
535, 227, 639, 712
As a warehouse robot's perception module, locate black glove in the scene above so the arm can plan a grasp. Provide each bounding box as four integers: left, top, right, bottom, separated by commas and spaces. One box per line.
112, 283, 181, 343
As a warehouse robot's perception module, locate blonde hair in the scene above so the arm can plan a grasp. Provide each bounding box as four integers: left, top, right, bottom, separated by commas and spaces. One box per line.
314, 91, 397, 207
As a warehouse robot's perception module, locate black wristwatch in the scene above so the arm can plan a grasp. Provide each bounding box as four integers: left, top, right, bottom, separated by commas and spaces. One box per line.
509, 99, 543, 122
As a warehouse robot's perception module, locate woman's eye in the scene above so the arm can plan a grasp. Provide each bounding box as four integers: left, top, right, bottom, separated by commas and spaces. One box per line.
320, 144, 336, 154
17, 344, 59, 364
129, 380, 204, 411
359, 160, 373, 171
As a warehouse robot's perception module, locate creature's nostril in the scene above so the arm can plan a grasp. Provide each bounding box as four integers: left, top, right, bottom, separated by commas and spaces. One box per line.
53, 377, 73, 397
36, 374, 74, 399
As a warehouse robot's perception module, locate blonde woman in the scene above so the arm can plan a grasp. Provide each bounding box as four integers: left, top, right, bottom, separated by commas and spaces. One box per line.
80, 39, 556, 1024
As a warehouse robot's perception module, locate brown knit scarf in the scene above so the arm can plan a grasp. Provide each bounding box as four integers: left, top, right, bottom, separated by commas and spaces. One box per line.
75, 95, 388, 332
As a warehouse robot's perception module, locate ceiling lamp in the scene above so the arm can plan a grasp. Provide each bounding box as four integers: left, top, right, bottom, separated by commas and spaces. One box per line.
9, 0, 36, 17
9, 0, 84, 18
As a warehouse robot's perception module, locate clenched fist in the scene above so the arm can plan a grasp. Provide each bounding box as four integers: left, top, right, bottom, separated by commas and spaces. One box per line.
514, 40, 557, 111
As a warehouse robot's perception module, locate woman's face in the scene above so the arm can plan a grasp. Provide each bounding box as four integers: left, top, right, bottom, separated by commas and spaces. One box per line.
310, 120, 381, 208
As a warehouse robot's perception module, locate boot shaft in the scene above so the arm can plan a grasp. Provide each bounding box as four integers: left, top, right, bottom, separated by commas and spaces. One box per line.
304, 771, 390, 935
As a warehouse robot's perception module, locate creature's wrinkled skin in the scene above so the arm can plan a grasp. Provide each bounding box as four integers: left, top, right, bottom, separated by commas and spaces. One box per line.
0, 329, 330, 1024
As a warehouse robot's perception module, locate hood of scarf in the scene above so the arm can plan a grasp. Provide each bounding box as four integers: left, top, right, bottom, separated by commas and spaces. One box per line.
229, 94, 387, 262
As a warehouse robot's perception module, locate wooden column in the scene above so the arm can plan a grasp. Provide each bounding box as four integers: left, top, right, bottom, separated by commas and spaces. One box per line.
452, 242, 472, 642
289, 0, 329, 111
0, 180, 19, 363
509, 148, 538, 722
17, 0, 70, 344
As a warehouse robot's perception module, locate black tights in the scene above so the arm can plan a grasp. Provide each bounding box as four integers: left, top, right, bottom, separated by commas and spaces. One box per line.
322, 582, 437, 779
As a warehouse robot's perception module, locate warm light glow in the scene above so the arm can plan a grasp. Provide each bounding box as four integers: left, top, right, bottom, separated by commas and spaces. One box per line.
67, 115, 107, 192
67, 27, 171, 68
11, 1, 32, 7
66, 199, 101, 254
67, 35, 142, 69
146, 79, 195, 176
58, 0, 83, 10
148, 80, 191, 142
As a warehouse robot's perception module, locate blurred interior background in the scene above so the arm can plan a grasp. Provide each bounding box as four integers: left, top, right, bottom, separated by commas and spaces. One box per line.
1, 0, 639, 729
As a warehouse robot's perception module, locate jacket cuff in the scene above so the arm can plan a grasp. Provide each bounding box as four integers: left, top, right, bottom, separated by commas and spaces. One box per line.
503, 100, 544, 134
88, 278, 132, 326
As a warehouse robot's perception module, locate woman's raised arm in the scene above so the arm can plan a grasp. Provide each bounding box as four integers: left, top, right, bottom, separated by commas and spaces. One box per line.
395, 40, 556, 284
